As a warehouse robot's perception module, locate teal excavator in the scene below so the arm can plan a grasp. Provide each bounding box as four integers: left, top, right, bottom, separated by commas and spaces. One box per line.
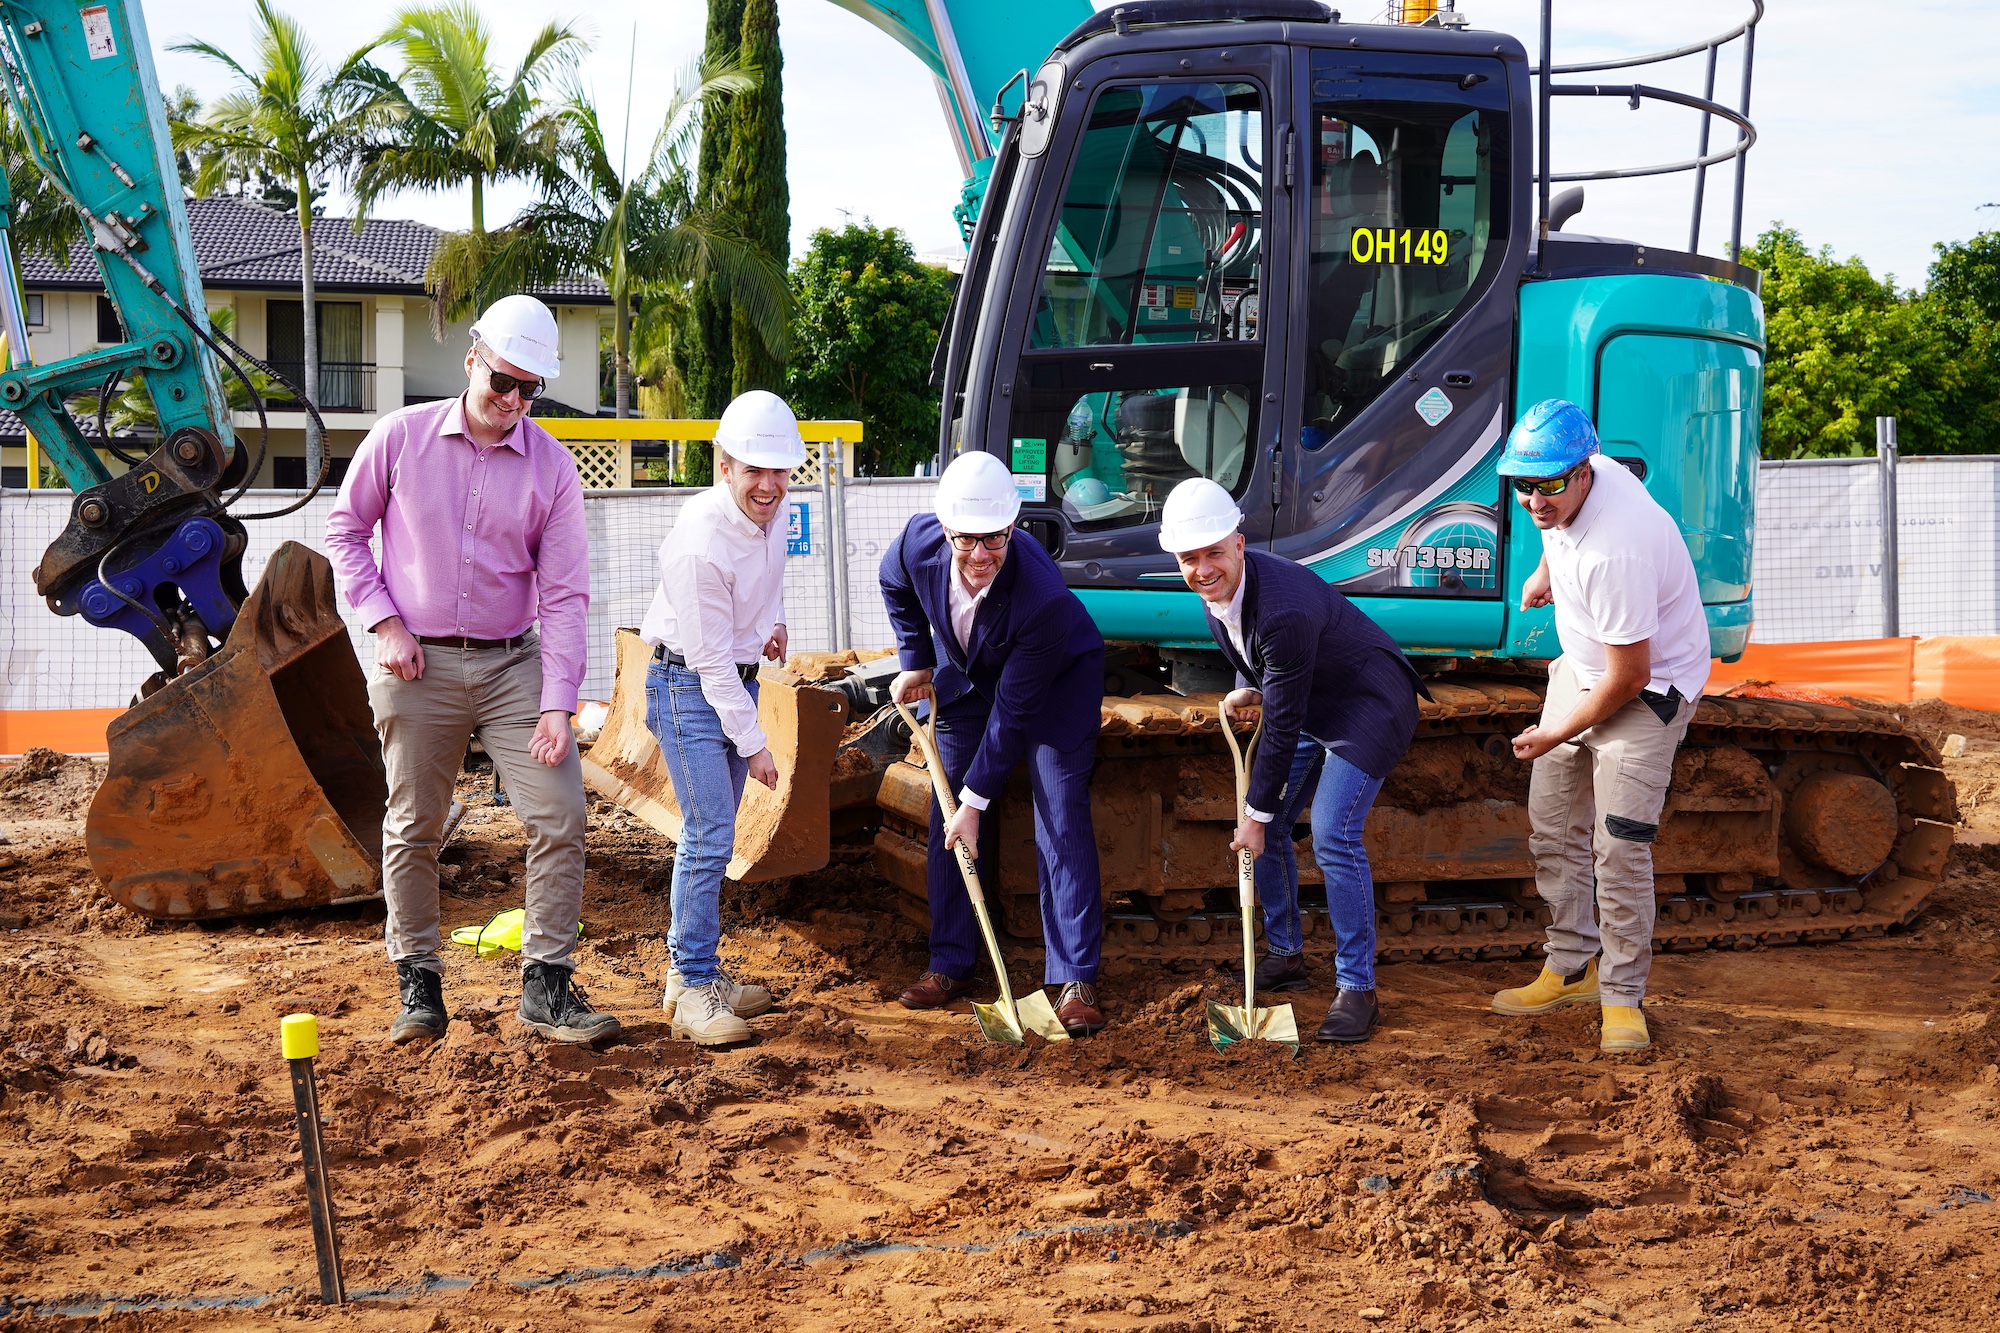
587, 0, 1956, 962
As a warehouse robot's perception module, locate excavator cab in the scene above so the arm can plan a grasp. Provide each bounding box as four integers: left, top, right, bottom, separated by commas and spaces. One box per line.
940, 9, 1526, 663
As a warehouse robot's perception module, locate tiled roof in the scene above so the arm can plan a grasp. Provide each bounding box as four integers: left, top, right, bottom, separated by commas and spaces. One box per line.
18, 196, 610, 303
0, 401, 157, 446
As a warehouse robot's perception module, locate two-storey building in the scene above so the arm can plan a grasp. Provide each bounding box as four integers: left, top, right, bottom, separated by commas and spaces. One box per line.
0, 195, 611, 489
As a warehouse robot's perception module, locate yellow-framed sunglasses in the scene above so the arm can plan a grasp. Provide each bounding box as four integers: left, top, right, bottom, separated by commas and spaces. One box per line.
1509, 463, 1587, 497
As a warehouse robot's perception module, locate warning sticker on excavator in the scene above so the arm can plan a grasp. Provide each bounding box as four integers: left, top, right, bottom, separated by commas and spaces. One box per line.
80, 6, 116, 59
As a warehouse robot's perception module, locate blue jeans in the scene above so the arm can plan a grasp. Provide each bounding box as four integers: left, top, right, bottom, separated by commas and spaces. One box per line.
1252, 739, 1385, 991
647, 661, 755, 987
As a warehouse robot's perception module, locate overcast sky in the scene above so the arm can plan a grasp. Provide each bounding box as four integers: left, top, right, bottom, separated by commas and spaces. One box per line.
137, 0, 1998, 288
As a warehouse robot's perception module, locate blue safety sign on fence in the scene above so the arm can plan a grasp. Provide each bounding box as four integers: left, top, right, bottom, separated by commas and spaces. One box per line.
787, 502, 810, 555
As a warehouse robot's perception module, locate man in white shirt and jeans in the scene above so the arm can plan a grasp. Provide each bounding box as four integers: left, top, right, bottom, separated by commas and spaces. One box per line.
1490, 400, 1712, 1053
641, 391, 803, 1045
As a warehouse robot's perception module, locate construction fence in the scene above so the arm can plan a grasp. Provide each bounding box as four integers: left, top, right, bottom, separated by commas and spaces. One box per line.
4, 447, 2000, 720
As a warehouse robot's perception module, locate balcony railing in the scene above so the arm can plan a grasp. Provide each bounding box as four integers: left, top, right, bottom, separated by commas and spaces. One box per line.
265, 361, 376, 413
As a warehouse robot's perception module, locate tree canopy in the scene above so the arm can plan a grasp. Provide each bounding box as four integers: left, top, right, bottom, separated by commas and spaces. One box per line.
1747, 225, 2000, 458
785, 223, 954, 477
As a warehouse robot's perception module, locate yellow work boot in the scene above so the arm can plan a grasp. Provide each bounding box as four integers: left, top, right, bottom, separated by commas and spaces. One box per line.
1490, 959, 1599, 1015
1601, 1005, 1651, 1052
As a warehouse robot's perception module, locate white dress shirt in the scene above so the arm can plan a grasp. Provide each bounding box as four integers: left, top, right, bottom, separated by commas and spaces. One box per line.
640, 484, 788, 757
1208, 572, 1276, 823
947, 557, 998, 811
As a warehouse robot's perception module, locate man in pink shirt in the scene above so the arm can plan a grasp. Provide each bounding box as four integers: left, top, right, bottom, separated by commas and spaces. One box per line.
326, 294, 617, 1050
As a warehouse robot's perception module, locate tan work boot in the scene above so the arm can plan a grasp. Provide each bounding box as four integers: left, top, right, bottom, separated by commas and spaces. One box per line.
671, 980, 754, 1047
1601, 1004, 1651, 1052
1491, 958, 1600, 1015
663, 966, 772, 1018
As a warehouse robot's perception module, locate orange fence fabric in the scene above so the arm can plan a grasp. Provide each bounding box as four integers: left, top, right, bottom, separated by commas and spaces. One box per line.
1709, 636, 2000, 711
0, 708, 122, 757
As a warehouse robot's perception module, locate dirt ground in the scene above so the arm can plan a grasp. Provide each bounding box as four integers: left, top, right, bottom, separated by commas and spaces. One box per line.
2, 703, 1999, 1332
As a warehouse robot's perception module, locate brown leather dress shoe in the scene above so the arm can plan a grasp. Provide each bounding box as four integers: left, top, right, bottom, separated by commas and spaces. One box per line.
1055, 981, 1106, 1036
1315, 988, 1379, 1043
898, 970, 975, 1010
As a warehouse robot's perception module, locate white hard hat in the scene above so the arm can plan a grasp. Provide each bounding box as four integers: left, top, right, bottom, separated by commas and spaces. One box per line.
470, 294, 560, 379
935, 451, 1021, 533
1158, 478, 1243, 552
715, 390, 807, 470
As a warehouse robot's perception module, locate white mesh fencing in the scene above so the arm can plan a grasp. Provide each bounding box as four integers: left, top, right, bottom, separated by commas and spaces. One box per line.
0, 479, 941, 712
12, 459, 2000, 711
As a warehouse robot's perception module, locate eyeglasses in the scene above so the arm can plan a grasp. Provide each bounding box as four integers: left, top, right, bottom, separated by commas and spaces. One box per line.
1510, 466, 1584, 497
476, 352, 546, 401
946, 530, 1012, 552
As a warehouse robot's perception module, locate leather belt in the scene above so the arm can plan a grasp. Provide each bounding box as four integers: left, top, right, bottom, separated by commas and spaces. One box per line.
418, 633, 529, 651
653, 645, 758, 682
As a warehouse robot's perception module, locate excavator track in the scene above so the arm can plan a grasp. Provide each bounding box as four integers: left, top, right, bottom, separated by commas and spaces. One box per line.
870, 675, 1957, 963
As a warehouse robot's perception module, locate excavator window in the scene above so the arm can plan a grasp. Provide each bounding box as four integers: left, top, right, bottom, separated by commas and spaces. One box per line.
1028, 80, 1264, 350
1013, 76, 1267, 532
1299, 51, 1508, 451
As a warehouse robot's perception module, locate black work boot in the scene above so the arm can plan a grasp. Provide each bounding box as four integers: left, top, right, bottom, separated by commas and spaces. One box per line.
518, 962, 621, 1046
1254, 952, 1311, 993
1315, 988, 1380, 1044
391, 962, 448, 1045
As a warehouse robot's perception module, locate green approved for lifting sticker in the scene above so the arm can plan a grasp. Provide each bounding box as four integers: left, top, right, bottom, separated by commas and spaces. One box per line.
1010, 438, 1048, 471
1350, 227, 1450, 265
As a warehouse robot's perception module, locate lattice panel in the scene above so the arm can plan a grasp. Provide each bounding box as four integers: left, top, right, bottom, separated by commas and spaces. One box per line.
562, 440, 624, 491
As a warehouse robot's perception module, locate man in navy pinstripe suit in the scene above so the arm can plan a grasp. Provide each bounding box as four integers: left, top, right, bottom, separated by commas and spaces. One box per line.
1160, 479, 1427, 1043
879, 453, 1110, 1036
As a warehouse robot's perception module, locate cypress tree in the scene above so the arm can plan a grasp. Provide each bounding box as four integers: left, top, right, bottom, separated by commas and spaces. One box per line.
728, 0, 789, 396
680, 0, 745, 424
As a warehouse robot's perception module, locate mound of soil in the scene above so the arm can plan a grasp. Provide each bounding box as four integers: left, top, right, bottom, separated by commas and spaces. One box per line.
0, 747, 104, 819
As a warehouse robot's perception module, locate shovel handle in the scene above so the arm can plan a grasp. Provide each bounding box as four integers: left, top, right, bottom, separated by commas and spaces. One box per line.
893, 700, 1023, 1027
1220, 709, 1264, 1018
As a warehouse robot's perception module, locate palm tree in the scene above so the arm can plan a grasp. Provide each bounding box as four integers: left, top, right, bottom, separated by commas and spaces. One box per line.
348, 2, 586, 234
426, 58, 787, 419
173, 0, 390, 479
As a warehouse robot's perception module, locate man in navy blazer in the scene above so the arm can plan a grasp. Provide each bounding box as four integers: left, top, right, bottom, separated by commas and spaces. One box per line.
1160, 479, 1427, 1043
879, 452, 1109, 1035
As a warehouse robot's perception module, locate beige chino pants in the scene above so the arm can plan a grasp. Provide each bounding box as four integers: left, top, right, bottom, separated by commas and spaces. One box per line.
367, 634, 586, 973
1528, 656, 1697, 1005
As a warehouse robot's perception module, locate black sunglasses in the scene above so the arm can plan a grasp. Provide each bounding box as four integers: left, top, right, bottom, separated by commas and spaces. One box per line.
1509, 465, 1584, 497
476, 351, 546, 400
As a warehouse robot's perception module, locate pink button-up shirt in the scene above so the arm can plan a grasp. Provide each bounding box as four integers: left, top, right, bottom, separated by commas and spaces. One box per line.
325, 396, 589, 714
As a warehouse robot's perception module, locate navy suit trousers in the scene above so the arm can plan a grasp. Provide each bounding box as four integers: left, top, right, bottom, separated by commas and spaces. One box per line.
926, 697, 1103, 985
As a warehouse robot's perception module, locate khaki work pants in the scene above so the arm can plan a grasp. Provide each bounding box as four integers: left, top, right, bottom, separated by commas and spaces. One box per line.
368, 635, 586, 973
1529, 656, 1697, 1005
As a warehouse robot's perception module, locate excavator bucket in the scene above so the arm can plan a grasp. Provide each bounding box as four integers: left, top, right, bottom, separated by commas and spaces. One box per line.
581, 629, 849, 881
87, 543, 388, 919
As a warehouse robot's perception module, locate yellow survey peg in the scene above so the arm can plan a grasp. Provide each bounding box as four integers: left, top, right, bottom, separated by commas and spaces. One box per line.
281, 1013, 345, 1305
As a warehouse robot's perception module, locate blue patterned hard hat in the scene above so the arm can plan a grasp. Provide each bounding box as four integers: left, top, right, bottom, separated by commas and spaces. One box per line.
1497, 400, 1600, 477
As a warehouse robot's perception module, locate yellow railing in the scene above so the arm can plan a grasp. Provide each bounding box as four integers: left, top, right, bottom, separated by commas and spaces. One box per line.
535, 417, 865, 490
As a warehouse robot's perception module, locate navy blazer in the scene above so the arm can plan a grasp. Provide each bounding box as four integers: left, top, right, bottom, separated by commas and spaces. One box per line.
880, 515, 1105, 799
1208, 549, 1427, 808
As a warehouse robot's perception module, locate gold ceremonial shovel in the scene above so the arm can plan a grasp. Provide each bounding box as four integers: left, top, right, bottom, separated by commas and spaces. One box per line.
1207, 714, 1301, 1051
894, 700, 1069, 1046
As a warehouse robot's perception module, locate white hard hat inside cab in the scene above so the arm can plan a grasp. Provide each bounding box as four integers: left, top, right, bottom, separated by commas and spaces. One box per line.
715, 389, 807, 470
935, 451, 1022, 533
1158, 477, 1243, 553
470, 294, 561, 380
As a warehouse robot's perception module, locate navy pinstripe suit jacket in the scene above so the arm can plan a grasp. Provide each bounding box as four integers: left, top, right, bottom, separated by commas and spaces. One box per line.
1207, 549, 1427, 809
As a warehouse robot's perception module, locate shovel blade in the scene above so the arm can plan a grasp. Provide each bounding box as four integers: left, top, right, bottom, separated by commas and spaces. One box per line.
1205, 1000, 1301, 1051
972, 990, 1071, 1045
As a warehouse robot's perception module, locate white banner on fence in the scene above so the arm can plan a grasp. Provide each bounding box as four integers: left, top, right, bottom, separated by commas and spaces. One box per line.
1749, 456, 2000, 643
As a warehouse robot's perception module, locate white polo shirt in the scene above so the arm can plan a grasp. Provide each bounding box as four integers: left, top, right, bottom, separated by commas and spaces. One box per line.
1540, 454, 1712, 700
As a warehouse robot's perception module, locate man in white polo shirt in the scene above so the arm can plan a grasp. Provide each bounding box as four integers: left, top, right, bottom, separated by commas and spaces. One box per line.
1489, 399, 1711, 1053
